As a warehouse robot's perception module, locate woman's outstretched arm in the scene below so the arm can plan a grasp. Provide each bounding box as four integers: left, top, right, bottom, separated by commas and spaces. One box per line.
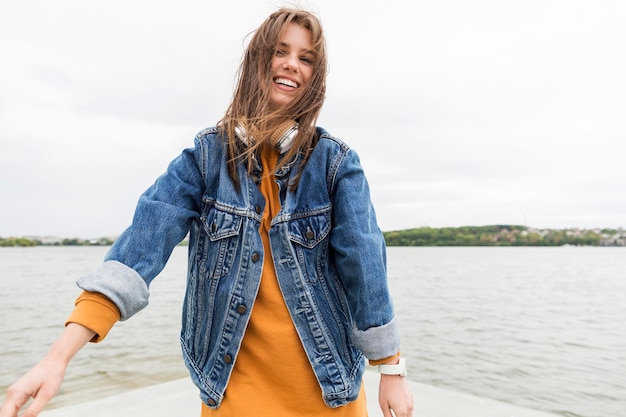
0, 323, 96, 417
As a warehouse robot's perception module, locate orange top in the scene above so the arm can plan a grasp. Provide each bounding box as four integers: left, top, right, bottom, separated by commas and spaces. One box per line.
66, 142, 397, 415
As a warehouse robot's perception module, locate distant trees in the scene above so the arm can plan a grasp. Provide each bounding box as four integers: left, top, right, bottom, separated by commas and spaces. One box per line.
1, 226, 622, 247
0, 237, 38, 247
60, 237, 116, 246
0, 237, 115, 247
383, 225, 612, 246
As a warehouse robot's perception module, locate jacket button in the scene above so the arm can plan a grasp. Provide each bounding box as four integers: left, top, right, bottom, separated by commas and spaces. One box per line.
305, 230, 315, 240
208, 399, 216, 406
251, 252, 260, 262
211, 223, 217, 232
255, 206, 262, 214
224, 354, 233, 364
237, 305, 247, 314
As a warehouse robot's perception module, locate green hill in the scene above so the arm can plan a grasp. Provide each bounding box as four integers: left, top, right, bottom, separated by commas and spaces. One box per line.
2, 226, 625, 247
383, 225, 625, 247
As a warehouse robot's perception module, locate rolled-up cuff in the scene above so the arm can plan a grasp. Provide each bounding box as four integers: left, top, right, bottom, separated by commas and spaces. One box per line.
368, 352, 401, 366
65, 291, 120, 342
76, 260, 149, 321
352, 318, 401, 360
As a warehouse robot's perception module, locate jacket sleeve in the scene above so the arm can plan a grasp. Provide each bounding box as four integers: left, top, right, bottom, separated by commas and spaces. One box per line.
328, 147, 401, 360
77, 138, 206, 321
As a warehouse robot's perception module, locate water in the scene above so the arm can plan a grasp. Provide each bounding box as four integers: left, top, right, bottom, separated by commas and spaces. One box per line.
388, 247, 626, 417
0, 246, 624, 417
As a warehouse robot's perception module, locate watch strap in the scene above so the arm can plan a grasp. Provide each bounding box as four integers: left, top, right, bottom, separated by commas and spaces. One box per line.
378, 357, 407, 377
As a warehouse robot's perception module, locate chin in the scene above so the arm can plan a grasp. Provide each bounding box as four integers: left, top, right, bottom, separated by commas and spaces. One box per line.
268, 99, 293, 110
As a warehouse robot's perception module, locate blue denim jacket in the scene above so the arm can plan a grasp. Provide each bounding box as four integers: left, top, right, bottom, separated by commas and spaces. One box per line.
77, 126, 400, 408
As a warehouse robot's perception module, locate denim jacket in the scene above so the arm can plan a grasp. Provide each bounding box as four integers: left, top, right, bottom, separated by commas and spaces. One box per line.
77, 126, 400, 408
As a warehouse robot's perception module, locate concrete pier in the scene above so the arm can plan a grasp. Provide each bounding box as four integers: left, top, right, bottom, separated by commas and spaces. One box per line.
40, 369, 559, 417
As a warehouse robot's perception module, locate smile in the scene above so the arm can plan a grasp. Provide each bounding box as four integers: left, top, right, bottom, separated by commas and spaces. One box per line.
274, 77, 299, 88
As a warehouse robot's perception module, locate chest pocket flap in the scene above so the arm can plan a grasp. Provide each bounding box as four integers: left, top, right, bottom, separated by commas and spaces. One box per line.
288, 212, 331, 249
202, 207, 243, 241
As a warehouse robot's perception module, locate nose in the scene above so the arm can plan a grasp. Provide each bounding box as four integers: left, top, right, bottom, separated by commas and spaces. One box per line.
282, 54, 299, 72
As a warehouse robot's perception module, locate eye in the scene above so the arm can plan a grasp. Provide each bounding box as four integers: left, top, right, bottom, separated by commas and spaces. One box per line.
275, 49, 287, 57
300, 56, 314, 65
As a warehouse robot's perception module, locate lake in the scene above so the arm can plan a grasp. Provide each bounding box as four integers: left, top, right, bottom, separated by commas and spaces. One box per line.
0, 246, 624, 417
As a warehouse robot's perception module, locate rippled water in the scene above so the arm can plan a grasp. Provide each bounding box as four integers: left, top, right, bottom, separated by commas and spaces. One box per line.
1, 246, 624, 417
388, 247, 626, 417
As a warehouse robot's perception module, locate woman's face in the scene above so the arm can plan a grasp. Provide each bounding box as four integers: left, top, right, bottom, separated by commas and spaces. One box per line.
268, 23, 315, 110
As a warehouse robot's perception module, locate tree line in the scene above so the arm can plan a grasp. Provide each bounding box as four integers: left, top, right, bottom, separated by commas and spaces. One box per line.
2, 225, 624, 247
383, 225, 624, 246
0, 237, 115, 247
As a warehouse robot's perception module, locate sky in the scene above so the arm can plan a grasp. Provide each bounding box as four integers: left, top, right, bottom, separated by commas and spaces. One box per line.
1, 0, 625, 238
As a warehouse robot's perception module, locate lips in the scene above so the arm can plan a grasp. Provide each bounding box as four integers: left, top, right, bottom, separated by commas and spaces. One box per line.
274, 77, 299, 88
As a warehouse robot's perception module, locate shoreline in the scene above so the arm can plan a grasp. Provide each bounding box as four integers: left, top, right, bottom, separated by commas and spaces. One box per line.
39, 369, 560, 417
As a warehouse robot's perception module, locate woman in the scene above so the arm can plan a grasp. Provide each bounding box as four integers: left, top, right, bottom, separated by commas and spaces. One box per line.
0, 8, 413, 417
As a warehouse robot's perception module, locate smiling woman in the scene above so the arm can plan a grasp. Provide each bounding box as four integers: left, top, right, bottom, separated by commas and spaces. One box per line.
0, 6, 414, 417
220, 8, 329, 192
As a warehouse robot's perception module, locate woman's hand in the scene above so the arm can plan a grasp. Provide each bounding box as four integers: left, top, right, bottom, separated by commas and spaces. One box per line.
0, 323, 95, 417
379, 374, 414, 417
0, 357, 67, 417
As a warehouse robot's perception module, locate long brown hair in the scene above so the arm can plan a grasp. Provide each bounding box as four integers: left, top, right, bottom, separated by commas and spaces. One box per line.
219, 8, 328, 189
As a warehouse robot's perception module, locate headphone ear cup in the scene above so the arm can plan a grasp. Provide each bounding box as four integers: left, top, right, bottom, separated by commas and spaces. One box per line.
271, 120, 299, 153
234, 123, 252, 146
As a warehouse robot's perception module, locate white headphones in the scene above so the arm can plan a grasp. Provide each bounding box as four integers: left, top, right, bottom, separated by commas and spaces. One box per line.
235, 121, 299, 154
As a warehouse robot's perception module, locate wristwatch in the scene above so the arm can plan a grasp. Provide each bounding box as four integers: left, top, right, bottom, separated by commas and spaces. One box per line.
378, 357, 407, 377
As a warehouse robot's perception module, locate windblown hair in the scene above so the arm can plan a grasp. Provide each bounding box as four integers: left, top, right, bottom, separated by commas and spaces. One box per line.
219, 8, 328, 190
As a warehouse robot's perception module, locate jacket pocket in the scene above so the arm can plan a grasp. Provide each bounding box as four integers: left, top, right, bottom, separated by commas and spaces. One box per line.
201, 206, 243, 279
287, 211, 331, 283
287, 211, 331, 248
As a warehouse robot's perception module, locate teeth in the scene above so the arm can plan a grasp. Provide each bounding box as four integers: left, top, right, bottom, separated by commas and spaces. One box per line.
275, 78, 298, 88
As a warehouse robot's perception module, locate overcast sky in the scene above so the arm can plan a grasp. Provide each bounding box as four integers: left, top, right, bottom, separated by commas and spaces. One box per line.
1, 0, 625, 238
